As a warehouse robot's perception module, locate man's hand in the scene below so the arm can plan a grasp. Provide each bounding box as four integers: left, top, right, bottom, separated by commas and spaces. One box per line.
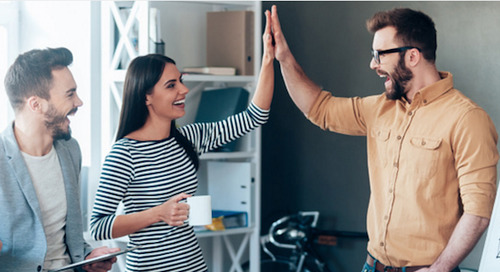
270, 5, 293, 63
266, 4, 323, 115
82, 246, 120, 272
416, 214, 490, 272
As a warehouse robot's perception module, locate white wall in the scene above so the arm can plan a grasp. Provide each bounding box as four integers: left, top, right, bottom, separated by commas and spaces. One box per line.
18, 0, 100, 230
18, 1, 92, 166
0, 1, 18, 133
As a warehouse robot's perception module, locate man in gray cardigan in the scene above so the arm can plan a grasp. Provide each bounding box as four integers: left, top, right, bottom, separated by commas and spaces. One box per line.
0, 48, 118, 272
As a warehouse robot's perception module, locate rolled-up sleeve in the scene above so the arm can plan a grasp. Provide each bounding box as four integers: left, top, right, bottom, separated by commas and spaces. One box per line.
454, 108, 498, 218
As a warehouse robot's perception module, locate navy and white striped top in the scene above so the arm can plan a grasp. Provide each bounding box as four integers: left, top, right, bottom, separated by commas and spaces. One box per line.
90, 103, 269, 271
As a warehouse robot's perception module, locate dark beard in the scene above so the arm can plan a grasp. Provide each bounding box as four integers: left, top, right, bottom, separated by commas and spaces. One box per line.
385, 53, 413, 101
51, 124, 72, 141
44, 106, 76, 141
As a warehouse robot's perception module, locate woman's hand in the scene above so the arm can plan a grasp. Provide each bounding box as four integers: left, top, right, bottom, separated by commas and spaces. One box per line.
154, 193, 191, 226
262, 9, 275, 64
251, 7, 276, 110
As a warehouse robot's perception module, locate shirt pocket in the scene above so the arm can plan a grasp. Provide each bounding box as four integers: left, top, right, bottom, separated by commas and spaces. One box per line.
408, 136, 442, 179
370, 128, 391, 168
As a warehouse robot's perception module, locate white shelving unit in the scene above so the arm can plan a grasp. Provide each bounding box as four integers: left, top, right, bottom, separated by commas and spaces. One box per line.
98, 1, 263, 271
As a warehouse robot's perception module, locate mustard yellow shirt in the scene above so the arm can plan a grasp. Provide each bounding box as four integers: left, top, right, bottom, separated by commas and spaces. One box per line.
307, 72, 498, 267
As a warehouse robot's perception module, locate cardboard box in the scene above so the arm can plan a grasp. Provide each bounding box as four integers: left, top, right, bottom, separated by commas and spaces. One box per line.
207, 10, 254, 75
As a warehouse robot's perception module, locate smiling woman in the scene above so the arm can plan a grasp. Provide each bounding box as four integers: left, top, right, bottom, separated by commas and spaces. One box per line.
89, 9, 275, 268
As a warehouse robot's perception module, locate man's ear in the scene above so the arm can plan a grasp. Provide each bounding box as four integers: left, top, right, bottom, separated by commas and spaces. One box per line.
407, 48, 421, 67
26, 96, 43, 113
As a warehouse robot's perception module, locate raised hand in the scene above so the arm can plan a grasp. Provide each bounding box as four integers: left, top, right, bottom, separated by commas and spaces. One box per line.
270, 5, 292, 63
263, 9, 275, 62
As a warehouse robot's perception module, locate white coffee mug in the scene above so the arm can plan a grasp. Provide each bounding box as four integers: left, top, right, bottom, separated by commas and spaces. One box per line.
186, 195, 212, 226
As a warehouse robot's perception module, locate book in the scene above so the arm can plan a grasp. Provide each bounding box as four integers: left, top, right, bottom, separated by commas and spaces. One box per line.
183, 66, 236, 76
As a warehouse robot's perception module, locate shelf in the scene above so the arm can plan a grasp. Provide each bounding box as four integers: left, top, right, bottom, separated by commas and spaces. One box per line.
111, 70, 255, 83
200, 151, 254, 160
183, 74, 256, 83
195, 226, 254, 238
85, 227, 255, 245
182, 1, 257, 7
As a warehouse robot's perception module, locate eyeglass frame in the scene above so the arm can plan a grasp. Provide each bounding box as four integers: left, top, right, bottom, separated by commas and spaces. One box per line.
371, 46, 421, 64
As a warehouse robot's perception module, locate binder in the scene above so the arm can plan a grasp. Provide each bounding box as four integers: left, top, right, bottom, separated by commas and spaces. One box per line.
204, 210, 248, 231
212, 210, 248, 229
194, 87, 249, 152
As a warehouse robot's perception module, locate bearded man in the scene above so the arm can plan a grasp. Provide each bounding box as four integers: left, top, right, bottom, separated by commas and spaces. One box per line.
0, 47, 119, 272
269, 5, 498, 272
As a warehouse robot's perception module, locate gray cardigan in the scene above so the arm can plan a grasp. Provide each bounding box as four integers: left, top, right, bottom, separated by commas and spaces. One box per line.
0, 123, 92, 271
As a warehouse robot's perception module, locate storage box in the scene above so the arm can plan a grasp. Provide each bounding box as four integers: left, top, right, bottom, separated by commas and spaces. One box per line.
206, 10, 254, 75
207, 161, 251, 218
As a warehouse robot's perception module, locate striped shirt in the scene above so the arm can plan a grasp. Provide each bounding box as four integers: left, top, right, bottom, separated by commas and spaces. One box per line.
90, 103, 269, 271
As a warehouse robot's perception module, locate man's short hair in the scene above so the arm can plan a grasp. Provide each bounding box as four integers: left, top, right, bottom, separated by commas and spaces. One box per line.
4, 47, 73, 111
366, 8, 437, 63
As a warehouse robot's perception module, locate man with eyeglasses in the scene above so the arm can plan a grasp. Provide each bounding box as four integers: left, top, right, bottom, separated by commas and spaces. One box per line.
268, 5, 498, 272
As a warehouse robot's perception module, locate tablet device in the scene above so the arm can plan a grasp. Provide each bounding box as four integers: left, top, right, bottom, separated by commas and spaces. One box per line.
48, 245, 141, 272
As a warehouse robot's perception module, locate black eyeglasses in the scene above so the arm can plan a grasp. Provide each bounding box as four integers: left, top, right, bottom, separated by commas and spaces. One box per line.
371, 46, 421, 64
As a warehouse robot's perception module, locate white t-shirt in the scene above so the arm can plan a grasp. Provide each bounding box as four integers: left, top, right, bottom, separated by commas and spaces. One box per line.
22, 146, 71, 271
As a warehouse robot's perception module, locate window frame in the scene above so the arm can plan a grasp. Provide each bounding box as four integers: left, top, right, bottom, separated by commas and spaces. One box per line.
0, 1, 19, 128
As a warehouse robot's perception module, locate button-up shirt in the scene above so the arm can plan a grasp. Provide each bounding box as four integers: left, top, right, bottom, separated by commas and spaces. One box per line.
307, 72, 498, 267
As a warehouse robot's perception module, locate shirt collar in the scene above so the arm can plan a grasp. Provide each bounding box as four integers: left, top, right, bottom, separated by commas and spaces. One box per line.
413, 71, 454, 106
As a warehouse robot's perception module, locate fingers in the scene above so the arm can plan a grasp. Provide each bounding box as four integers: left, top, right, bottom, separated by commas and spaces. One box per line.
82, 247, 120, 272
170, 192, 191, 203
168, 201, 189, 215
264, 10, 272, 36
82, 259, 114, 272
262, 10, 275, 60
169, 204, 189, 226
268, 4, 292, 62
159, 193, 190, 226
271, 5, 282, 35
270, 5, 285, 47
169, 219, 186, 227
